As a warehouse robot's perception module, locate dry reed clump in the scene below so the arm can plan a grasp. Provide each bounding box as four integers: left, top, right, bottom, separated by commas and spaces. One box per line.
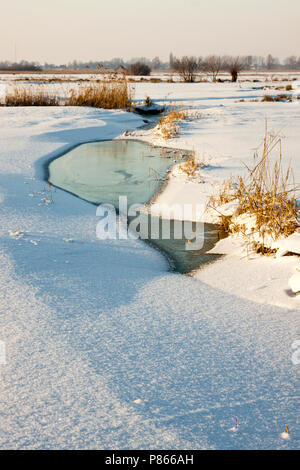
4, 80, 132, 109
261, 95, 275, 102
178, 154, 203, 178
262, 94, 292, 102
155, 107, 188, 139
209, 178, 235, 208
68, 79, 132, 109
149, 78, 162, 83
5, 85, 59, 106
208, 125, 300, 253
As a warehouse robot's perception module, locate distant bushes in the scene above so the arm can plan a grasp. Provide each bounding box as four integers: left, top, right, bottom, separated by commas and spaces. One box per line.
0, 61, 42, 72
170, 54, 298, 82
128, 62, 151, 76
171, 55, 246, 82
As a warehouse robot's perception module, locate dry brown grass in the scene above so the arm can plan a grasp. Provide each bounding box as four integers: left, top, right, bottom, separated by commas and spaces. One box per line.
209, 178, 235, 208
275, 85, 294, 92
4, 78, 132, 109
262, 95, 275, 102
5, 85, 59, 106
178, 154, 202, 178
155, 107, 188, 139
68, 78, 132, 109
149, 77, 162, 83
262, 94, 292, 102
208, 124, 299, 252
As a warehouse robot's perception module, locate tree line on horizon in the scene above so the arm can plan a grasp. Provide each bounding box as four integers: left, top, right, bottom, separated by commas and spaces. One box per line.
0, 54, 299, 79
169, 54, 300, 82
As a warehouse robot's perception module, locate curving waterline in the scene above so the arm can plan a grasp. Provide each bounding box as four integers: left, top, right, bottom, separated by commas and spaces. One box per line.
47, 139, 225, 274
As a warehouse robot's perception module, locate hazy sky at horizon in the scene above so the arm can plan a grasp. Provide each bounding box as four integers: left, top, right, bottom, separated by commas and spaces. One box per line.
1, 0, 299, 63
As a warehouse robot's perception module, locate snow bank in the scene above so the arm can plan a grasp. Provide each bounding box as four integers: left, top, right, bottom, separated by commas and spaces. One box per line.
275, 232, 300, 257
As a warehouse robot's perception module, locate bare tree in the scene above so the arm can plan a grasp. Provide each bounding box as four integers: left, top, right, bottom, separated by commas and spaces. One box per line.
173, 56, 201, 82
284, 55, 298, 69
245, 55, 253, 68
266, 54, 276, 70
151, 56, 161, 70
169, 52, 175, 70
203, 55, 223, 82
224, 56, 246, 82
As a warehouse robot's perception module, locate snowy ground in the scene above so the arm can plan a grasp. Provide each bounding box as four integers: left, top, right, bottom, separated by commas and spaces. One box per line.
0, 78, 299, 449
126, 79, 300, 309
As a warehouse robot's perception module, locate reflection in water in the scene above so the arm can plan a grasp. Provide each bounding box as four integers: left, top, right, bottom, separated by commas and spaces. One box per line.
49, 140, 177, 207
49, 140, 224, 274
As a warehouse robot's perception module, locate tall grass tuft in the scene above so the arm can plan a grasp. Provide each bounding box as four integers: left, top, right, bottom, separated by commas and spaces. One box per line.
178, 154, 202, 178
209, 123, 299, 252
155, 107, 188, 139
68, 79, 132, 109
5, 85, 59, 106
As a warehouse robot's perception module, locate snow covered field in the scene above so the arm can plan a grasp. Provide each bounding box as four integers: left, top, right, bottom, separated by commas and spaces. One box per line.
0, 77, 299, 449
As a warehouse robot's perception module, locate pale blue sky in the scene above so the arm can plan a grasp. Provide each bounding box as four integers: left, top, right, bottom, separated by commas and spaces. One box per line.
1, 0, 299, 63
